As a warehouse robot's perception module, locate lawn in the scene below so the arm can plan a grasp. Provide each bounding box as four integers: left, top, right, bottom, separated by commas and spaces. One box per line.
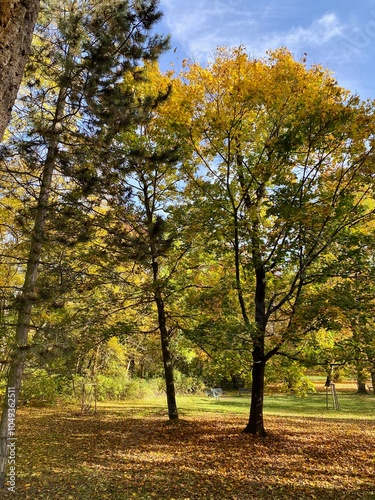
3, 392, 375, 499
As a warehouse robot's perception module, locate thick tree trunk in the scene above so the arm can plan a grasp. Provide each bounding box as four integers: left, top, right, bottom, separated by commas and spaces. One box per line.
243, 355, 266, 435
357, 381, 368, 394
234, 172, 268, 436
371, 371, 375, 395
155, 293, 178, 420
243, 266, 267, 436
0, 0, 40, 141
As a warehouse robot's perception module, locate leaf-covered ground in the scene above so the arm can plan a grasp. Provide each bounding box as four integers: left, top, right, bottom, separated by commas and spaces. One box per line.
3, 398, 375, 499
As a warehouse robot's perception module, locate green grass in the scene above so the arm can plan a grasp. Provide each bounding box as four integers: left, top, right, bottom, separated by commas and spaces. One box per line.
97, 391, 375, 420
264, 393, 375, 418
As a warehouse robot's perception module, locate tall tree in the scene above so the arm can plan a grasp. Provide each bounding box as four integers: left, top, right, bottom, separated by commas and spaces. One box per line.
94, 63, 188, 419
0, 0, 40, 141
168, 47, 375, 435
0, 0, 169, 487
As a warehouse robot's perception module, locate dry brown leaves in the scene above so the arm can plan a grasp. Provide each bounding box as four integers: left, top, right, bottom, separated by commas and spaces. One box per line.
2, 406, 375, 499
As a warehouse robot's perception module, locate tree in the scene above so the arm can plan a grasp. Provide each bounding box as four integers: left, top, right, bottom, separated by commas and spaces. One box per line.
168, 47, 375, 435
0, 0, 40, 141
293, 224, 375, 393
93, 63, 190, 419
0, 0, 169, 487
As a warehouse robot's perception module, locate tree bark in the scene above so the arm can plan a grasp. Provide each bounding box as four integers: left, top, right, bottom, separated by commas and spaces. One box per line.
0, 147, 57, 488
143, 180, 179, 421
234, 159, 268, 435
243, 178, 268, 436
356, 381, 368, 394
0, 0, 40, 141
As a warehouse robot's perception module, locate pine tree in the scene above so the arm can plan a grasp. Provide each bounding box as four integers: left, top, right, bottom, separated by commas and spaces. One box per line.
0, 0, 169, 487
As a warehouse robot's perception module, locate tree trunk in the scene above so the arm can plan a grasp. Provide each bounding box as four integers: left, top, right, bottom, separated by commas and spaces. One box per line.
357, 381, 368, 394
0, 0, 40, 141
244, 262, 267, 436
356, 369, 368, 394
0, 151, 56, 488
230, 194, 267, 435
155, 293, 178, 420
144, 183, 179, 421
0, 62, 68, 488
243, 355, 266, 435
127, 358, 135, 376
371, 371, 375, 395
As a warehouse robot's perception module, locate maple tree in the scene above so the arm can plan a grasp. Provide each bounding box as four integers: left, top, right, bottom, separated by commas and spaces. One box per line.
165, 47, 375, 435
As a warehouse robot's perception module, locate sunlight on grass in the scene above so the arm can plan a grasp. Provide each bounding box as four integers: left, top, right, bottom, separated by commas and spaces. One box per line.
97, 392, 374, 421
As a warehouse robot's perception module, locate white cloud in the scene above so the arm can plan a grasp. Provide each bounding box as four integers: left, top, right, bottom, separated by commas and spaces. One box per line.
229, 11, 347, 58
161, 0, 207, 40
160, 1, 347, 63
281, 13, 345, 48
160, 0, 257, 61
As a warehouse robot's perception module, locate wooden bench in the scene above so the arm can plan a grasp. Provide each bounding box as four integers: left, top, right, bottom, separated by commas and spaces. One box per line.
205, 388, 224, 400
238, 388, 251, 396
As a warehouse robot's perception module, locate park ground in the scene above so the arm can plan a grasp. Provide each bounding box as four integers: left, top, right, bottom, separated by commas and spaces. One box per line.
2, 381, 375, 499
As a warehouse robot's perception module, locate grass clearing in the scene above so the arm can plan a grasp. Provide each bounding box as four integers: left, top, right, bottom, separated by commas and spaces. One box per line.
116, 391, 375, 420
3, 392, 375, 499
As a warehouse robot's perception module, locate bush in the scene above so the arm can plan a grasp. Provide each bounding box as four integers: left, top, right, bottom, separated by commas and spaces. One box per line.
283, 364, 316, 397
84, 375, 165, 401
94, 374, 128, 401
91, 373, 205, 401
20, 370, 206, 406
266, 358, 316, 396
125, 378, 165, 398
173, 371, 206, 394
21, 369, 59, 405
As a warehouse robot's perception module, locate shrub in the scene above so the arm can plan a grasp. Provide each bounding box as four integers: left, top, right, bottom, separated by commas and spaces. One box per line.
173, 371, 206, 394
283, 364, 316, 397
21, 369, 59, 405
125, 378, 164, 398
94, 374, 128, 401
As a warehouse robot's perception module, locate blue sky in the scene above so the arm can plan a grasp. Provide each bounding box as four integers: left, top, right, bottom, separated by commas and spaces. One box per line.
157, 0, 375, 100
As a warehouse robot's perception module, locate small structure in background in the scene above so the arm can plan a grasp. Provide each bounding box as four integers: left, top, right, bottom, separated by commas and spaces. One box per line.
325, 376, 339, 410
238, 387, 251, 397
80, 382, 97, 415
205, 388, 224, 400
